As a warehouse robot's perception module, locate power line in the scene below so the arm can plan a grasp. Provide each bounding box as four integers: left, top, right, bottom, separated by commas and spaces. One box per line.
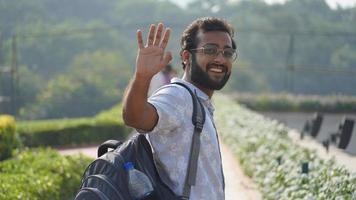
293, 65, 356, 75
14, 22, 187, 39
6, 23, 356, 39
235, 63, 356, 74
236, 28, 356, 37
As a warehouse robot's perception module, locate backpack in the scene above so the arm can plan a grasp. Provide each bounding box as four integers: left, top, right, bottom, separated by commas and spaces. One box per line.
75, 82, 206, 200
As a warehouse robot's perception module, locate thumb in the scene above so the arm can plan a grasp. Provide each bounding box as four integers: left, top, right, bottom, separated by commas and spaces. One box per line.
162, 51, 173, 66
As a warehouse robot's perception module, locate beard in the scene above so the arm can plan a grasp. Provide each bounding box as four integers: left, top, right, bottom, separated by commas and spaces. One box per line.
190, 54, 231, 90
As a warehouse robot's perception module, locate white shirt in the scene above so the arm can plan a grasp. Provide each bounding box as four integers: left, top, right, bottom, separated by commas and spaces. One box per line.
145, 78, 225, 200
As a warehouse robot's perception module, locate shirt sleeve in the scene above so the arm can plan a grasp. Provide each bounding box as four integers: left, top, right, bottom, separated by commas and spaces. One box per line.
146, 85, 191, 135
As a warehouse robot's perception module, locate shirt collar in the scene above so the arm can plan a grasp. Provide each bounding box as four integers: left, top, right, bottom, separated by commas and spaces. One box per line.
171, 78, 216, 116
171, 78, 209, 101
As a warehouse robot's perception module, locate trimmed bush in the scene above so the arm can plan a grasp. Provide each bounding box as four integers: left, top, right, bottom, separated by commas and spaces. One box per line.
0, 148, 92, 200
17, 103, 131, 147
215, 94, 356, 199
233, 93, 356, 113
17, 118, 130, 147
0, 115, 21, 161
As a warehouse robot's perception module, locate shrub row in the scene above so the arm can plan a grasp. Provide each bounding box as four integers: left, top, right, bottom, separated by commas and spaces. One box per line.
215, 94, 356, 199
0, 104, 123, 199
232, 92, 356, 113
17, 103, 131, 147
0, 148, 92, 200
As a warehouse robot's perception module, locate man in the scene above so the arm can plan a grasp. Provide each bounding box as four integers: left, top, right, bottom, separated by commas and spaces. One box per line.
148, 64, 176, 97
123, 17, 237, 200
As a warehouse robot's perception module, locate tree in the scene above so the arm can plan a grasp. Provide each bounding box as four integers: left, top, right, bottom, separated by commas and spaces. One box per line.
21, 50, 132, 119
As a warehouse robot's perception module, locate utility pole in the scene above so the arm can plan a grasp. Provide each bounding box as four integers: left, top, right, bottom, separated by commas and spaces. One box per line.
0, 31, 3, 64
0, 34, 20, 116
0, 31, 7, 114
10, 35, 18, 116
286, 34, 295, 93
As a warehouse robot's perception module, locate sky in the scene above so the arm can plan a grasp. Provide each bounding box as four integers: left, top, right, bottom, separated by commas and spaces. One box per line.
168, 0, 356, 9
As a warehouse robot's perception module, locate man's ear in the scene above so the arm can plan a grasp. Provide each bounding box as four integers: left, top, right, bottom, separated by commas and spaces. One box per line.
182, 50, 190, 65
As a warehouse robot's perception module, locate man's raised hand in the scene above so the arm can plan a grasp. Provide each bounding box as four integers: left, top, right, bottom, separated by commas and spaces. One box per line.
135, 23, 172, 79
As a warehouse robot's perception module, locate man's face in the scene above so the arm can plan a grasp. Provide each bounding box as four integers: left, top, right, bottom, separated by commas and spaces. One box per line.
189, 31, 233, 90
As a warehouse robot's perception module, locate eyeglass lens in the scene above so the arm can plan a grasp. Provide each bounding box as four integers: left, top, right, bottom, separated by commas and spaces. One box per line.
203, 46, 236, 59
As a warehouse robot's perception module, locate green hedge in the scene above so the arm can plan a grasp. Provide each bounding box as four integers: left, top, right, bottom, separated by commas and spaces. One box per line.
0, 148, 92, 200
233, 93, 356, 113
17, 103, 131, 147
215, 94, 356, 199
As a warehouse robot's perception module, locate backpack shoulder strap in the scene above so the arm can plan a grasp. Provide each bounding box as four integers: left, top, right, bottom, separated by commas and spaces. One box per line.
172, 82, 205, 129
171, 82, 205, 199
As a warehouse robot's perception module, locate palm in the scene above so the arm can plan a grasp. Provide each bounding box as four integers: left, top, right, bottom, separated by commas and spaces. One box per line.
135, 23, 172, 78
137, 47, 165, 75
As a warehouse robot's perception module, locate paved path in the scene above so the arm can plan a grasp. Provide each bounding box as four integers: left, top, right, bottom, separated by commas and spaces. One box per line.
59, 141, 262, 200
220, 142, 262, 200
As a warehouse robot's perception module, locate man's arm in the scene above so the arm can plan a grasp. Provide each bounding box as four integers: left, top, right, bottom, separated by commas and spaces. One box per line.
122, 23, 172, 131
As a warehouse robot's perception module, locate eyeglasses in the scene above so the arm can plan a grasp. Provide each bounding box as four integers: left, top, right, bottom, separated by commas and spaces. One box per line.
190, 45, 238, 61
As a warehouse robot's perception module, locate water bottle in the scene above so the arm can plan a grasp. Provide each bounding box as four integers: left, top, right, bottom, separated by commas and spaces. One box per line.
124, 162, 155, 200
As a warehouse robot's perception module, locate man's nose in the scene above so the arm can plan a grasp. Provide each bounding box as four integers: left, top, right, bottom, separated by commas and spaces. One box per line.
213, 52, 226, 63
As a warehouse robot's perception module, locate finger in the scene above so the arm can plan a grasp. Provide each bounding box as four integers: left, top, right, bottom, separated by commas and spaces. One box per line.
136, 30, 144, 49
160, 28, 171, 50
147, 24, 156, 46
162, 51, 173, 67
153, 23, 164, 46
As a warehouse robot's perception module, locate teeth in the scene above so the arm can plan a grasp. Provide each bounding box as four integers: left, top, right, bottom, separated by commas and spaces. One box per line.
209, 68, 223, 73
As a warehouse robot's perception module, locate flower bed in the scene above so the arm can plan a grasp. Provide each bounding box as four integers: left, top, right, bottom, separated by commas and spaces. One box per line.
215, 94, 356, 199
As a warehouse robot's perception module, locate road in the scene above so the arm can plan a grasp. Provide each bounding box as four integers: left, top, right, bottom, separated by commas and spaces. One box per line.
260, 112, 356, 155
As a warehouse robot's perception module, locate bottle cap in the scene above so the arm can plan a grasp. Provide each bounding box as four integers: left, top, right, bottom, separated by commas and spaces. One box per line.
123, 162, 134, 170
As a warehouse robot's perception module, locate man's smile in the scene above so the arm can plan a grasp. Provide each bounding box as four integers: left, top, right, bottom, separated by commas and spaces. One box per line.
207, 64, 227, 74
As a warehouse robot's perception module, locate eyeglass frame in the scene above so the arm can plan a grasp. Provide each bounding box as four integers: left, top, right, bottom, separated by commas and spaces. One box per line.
189, 44, 238, 61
